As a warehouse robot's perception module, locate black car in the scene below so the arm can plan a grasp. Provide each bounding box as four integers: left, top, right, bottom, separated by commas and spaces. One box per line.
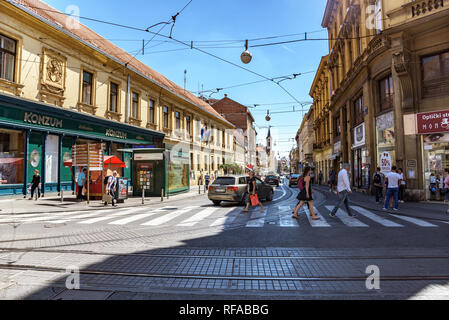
264, 175, 280, 187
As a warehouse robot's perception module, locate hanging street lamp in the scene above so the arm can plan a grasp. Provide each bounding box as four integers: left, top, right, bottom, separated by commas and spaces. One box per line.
241, 40, 252, 64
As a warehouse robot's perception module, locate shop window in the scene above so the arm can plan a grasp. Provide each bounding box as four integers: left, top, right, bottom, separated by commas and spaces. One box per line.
45, 135, 59, 184
163, 106, 169, 128
0, 34, 16, 82
353, 95, 364, 126
131, 92, 139, 119
109, 82, 119, 113
422, 51, 449, 97
148, 99, 155, 124
0, 129, 24, 185
379, 75, 394, 112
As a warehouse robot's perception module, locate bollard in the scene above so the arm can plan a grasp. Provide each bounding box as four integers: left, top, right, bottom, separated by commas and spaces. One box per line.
60, 189, 64, 203
199, 184, 201, 194
161, 188, 164, 202
142, 187, 145, 205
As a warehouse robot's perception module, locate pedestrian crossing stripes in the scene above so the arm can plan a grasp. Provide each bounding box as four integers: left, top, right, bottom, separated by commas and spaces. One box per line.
0, 204, 446, 229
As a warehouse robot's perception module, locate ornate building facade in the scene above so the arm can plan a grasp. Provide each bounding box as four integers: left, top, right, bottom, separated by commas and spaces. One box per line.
319, 0, 449, 199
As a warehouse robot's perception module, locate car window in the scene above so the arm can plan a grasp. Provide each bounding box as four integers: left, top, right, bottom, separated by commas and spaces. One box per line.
267, 176, 276, 179
213, 177, 236, 185
256, 179, 263, 185
238, 177, 247, 184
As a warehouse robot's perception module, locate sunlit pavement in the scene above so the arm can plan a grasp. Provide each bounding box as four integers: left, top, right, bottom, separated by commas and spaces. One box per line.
0, 182, 449, 300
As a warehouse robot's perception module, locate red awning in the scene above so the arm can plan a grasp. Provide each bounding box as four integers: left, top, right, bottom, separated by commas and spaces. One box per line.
0, 158, 24, 165
64, 155, 126, 168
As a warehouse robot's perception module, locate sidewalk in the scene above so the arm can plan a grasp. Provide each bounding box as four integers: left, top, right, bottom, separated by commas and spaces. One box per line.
0, 186, 207, 215
313, 185, 449, 223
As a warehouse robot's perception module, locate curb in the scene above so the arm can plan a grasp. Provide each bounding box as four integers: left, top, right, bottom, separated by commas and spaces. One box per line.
0, 192, 207, 215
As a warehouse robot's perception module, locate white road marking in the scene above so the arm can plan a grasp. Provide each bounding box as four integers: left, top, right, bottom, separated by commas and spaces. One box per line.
209, 207, 240, 227
79, 209, 146, 224
49, 207, 144, 224
325, 206, 368, 227
351, 206, 403, 227
273, 185, 287, 201
177, 207, 221, 227
389, 214, 438, 227
245, 210, 267, 228
304, 206, 331, 227
109, 212, 163, 225
141, 207, 198, 226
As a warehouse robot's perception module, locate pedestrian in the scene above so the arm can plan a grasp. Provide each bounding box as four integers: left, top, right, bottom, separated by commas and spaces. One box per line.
329, 168, 337, 193
398, 168, 406, 203
443, 169, 449, 214
105, 170, 118, 207
243, 171, 265, 213
292, 167, 320, 220
205, 172, 210, 191
383, 166, 402, 211
28, 169, 41, 200
310, 169, 315, 185
373, 167, 384, 203
429, 173, 438, 200
329, 163, 357, 218
76, 168, 87, 202
318, 171, 323, 186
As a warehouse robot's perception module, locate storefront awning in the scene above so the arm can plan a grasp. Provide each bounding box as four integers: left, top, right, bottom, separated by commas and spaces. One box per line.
0, 158, 24, 165
64, 155, 126, 168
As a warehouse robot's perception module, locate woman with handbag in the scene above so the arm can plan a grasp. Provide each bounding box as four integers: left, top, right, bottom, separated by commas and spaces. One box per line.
292, 167, 320, 220
242, 171, 265, 213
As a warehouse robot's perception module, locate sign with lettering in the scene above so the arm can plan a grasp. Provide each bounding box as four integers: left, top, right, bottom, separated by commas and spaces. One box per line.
417, 109, 449, 134
24, 112, 63, 128
352, 123, 365, 149
380, 152, 392, 174
106, 129, 127, 139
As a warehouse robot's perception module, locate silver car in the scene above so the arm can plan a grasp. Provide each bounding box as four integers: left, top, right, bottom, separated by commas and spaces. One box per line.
208, 175, 274, 206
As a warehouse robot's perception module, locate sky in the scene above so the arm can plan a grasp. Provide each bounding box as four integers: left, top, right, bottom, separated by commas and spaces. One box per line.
44, 0, 329, 158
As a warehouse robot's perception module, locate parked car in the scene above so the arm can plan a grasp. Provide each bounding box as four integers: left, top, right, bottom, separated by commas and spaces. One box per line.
208, 175, 274, 206
289, 174, 301, 187
264, 175, 280, 187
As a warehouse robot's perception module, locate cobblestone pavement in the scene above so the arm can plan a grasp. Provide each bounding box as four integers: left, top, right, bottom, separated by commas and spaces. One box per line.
0, 183, 448, 300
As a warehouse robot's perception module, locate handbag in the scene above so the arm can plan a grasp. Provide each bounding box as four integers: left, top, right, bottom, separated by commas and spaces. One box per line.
102, 193, 113, 204
250, 194, 260, 207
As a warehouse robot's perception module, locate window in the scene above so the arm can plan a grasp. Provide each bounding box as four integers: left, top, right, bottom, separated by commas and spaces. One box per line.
175, 111, 181, 130
204, 155, 208, 171
82, 71, 93, 105
335, 116, 341, 138
353, 95, 364, 126
190, 153, 194, 170
163, 106, 169, 128
109, 82, 118, 112
186, 115, 191, 135
422, 51, 449, 97
148, 99, 155, 123
45, 135, 59, 183
0, 129, 24, 185
379, 75, 394, 112
197, 154, 200, 171
0, 34, 16, 82
131, 92, 139, 119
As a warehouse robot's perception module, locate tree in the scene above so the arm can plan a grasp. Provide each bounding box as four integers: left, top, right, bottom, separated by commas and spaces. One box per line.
219, 163, 243, 175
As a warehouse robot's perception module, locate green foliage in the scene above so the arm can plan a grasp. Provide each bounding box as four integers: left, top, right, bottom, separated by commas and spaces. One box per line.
219, 163, 243, 175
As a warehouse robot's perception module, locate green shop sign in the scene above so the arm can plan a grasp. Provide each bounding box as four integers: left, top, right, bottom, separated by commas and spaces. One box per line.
0, 104, 156, 145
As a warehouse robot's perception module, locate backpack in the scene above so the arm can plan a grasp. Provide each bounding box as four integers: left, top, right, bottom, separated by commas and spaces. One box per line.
373, 173, 381, 185
298, 177, 305, 191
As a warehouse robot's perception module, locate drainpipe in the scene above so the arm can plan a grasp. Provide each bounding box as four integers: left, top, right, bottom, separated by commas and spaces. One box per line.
125, 74, 130, 123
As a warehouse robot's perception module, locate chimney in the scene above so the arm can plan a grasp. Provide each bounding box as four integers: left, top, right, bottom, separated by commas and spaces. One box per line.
224, 94, 228, 98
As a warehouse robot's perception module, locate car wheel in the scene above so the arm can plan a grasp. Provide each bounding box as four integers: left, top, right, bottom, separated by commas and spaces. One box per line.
266, 190, 274, 202
212, 200, 221, 206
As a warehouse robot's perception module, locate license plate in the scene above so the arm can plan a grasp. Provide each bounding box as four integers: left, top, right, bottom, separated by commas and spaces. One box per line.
215, 188, 226, 193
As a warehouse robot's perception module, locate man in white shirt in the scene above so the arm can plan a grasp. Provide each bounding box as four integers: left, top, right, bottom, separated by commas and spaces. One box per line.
329, 163, 356, 218
105, 171, 118, 207
383, 166, 402, 211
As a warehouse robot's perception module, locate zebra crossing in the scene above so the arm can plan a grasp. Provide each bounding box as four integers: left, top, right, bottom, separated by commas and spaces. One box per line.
0, 204, 446, 229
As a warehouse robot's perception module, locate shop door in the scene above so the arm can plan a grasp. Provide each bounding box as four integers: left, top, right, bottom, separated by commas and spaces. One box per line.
424, 143, 449, 200
27, 132, 43, 184
61, 137, 74, 191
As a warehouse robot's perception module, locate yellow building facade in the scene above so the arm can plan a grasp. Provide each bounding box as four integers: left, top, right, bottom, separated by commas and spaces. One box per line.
320, 0, 449, 198
0, 0, 234, 196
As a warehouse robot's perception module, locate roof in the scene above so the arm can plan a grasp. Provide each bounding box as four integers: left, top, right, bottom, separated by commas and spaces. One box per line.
322, 0, 335, 28
10, 0, 234, 128
212, 97, 255, 123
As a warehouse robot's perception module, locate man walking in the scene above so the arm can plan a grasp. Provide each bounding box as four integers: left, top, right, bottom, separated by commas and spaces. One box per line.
204, 172, 210, 192
383, 166, 402, 211
329, 168, 337, 193
105, 171, 118, 207
373, 167, 384, 203
318, 171, 323, 186
329, 163, 357, 218
29, 169, 41, 200
76, 168, 87, 202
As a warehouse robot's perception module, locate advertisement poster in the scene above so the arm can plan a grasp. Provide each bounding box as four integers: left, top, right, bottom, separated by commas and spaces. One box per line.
380, 152, 392, 173
137, 163, 153, 192
117, 178, 128, 200
169, 162, 189, 192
